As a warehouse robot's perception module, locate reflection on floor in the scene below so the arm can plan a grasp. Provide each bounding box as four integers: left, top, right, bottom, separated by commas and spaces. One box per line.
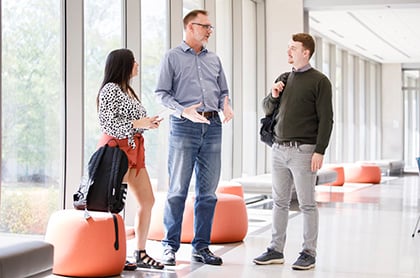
118, 174, 420, 278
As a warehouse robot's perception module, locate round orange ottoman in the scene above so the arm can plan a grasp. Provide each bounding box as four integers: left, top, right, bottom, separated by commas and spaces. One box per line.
216, 181, 244, 198
210, 193, 248, 243
343, 164, 381, 184
324, 166, 345, 186
148, 192, 248, 243
45, 209, 126, 277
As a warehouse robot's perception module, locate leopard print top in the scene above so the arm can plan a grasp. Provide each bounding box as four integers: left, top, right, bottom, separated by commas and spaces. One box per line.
98, 82, 147, 149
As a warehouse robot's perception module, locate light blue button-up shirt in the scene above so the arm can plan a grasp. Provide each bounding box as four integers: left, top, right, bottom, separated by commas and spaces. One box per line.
155, 41, 230, 118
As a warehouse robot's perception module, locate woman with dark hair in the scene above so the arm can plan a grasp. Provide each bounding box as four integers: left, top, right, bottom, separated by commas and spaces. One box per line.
96, 48, 164, 270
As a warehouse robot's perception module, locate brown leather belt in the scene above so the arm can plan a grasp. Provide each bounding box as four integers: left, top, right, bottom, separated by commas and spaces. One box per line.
200, 111, 218, 118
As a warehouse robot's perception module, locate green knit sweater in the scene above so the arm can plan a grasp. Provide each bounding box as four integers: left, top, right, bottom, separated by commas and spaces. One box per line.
263, 68, 334, 154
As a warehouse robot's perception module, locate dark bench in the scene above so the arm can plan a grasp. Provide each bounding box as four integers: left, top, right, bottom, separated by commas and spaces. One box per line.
0, 240, 53, 278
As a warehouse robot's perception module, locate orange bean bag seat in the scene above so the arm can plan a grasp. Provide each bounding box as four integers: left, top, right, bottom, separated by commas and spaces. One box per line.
148, 192, 248, 243
323, 166, 345, 186
45, 209, 126, 277
343, 164, 382, 184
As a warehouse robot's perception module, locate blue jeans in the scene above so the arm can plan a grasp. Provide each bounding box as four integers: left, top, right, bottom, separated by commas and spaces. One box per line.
162, 115, 222, 252
269, 143, 318, 257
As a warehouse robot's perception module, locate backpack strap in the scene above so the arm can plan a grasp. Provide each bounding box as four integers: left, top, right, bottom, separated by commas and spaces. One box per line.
112, 213, 119, 250
89, 145, 107, 180
107, 145, 124, 212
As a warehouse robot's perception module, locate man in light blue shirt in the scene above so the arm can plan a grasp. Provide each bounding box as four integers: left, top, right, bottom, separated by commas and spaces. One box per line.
155, 9, 233, 266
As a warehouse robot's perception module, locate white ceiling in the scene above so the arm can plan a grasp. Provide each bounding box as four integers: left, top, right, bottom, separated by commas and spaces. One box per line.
304, 0, 420, 64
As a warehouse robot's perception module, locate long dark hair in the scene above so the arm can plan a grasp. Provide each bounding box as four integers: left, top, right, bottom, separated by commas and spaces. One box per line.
96, 48, 139, 109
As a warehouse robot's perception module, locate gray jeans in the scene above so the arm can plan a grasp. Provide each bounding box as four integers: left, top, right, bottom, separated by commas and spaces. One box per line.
269, 143, 318, 257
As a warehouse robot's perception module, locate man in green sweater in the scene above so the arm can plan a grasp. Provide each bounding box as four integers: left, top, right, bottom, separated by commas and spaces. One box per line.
253, 33, 333, 270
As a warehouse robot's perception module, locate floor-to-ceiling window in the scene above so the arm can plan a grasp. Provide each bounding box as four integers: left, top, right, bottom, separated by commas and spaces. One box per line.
0, 0, 62, 235
215, 0, 233, 179
141, 0, 169, 189
241, 0, 258, 177
322, 41, 330, 77
354, 58, 366, 161
333, 48, 343, 162
368, 62, 381, 160
83, 0, 123, 168
311, 35, 382, 164
403, 69, 420, 171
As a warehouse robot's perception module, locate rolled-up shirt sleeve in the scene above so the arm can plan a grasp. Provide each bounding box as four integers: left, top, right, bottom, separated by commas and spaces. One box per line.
217, 59, 229, 110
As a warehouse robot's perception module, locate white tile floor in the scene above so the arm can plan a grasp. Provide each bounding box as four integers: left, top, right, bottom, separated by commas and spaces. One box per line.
121, 174, 420, 278
4, 174, 417, 277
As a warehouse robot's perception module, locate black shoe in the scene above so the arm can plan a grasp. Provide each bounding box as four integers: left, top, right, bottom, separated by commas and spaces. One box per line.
161, 248, 176, 266
253, 248, 284, 265
291, 251, 316, 270
191, 248, 223, 265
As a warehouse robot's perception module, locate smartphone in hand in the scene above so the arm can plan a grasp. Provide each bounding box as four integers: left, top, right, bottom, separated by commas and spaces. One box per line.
153, 116, 164, 124
154, 108, 172, 122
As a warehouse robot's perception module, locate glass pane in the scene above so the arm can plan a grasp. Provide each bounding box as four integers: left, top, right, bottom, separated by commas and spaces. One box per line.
242, 0, 257, 176
403, 70, 420, 88
403, 69, 420, 170
141, 0, 169, 188
355, 59, 366, 161
216, 0, 233, 179
322, 42, 330, 77
333, 49, 343, 162
1, 0, 62, 235
343, 54, 355, 162
83, 0, 123, 167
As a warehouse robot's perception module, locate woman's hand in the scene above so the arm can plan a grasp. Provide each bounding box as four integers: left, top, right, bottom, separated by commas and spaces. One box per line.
133, 116, 162, 129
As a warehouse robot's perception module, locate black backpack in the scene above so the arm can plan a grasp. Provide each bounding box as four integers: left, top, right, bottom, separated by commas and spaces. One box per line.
73, 143, 128, 213
259, 72, 290, 147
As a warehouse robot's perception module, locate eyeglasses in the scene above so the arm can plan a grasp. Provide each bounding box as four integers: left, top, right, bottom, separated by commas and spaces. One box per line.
192, 22, 214, 31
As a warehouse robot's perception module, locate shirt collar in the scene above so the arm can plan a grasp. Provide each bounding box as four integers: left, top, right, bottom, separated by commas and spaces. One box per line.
292, 63, 312, 73
181, 41, 208, 54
